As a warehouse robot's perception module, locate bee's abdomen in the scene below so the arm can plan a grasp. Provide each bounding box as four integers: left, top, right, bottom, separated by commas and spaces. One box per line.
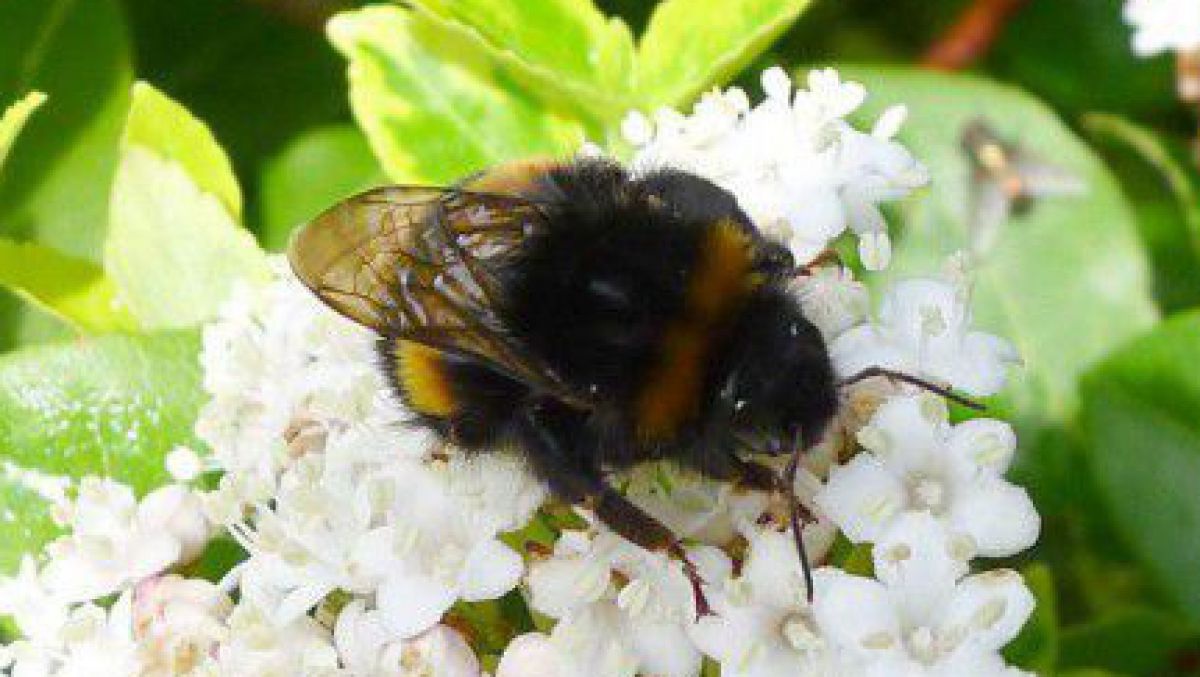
389, 340, 457, 417
380, 338, 529, 449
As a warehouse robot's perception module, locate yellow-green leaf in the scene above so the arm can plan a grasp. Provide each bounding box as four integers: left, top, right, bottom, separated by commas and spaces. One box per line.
105, 85, 269, 329
1084, 113, 1200, 311
259, 124, 384, 251
328, 6, 586, 184
122, 82, 243, 220
0, 331, 204, 573
637, 0, 812, 108
0, 237, 134, 333
0, 91, 46, 171
0, 0, 133, 261
406, 0, 635, 121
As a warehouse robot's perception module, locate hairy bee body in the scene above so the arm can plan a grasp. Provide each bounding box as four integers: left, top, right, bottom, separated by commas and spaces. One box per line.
372, 159, 838, 541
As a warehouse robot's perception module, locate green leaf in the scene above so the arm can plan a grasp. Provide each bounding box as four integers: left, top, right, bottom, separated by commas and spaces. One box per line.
841, 67, 1157, 500
1004, 563, 1059, 673
1060, 606, 1198, 676
0, 474, 64, 575
0, 331, 204, 571
105, 83, 270, 329
0, 331, 203, 489
327, 5, 586, 184
0, 91, 46, 170
637, 0, 813, 108
0, 0, 131, 348
121, 82, 243, 220
0, 0, 133, 261
1082, 311, 1200, 623
1084, 113, 1200, 312
259, 124, 384, 251
406, 0, 635, 122
0, 237, 134, 333
987, 0, 1179, 121
123, 0, 351, 203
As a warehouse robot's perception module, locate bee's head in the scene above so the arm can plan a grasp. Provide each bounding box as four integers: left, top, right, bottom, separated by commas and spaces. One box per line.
712, 287, 838, 456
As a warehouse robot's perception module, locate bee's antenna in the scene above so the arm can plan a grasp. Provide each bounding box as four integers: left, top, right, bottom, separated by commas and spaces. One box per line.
839, 366, 985, 412
784, 430, 815, 604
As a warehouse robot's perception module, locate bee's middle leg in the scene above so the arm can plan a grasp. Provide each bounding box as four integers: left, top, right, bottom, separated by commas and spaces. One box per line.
513, 401, 712, 615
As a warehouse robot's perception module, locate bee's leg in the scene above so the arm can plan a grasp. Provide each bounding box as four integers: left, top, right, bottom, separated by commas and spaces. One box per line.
729, 458, 781, 493
695, 451, 780, 493
792, 249, 844, 278
513, 402, 712, 617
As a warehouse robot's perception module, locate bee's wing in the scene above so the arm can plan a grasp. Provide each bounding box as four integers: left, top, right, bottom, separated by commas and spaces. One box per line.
967, 171, 1013, 256
288, 185, 589, 407
1012, 155, 1088, 198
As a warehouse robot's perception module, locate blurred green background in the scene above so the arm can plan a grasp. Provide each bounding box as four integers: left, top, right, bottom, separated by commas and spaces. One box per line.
2, 1, 1199, 674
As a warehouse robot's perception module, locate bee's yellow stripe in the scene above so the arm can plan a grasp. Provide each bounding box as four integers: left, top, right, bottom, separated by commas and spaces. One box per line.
395, 341, 457, 417
635, 220, 759, 439
462, 158, 557, 195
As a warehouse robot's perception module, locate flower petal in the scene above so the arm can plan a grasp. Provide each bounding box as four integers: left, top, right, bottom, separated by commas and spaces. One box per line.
814, 455, 906, 543
496, 633, 569, 677
936, 569, 1035, 654
812, 569, 902, 659
859, 394, 948, 475
459, 538, 523, 602
874, 512, 968, 587
742, 530, 810, 609
947, 418, 1017, 477
948, 477, 1040, 557
376, 573, 456, 639
527, 553, 612, 619
627, 619, 702, 677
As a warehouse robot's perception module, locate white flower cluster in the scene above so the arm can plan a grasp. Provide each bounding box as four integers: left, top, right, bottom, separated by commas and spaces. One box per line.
621, 67, 929, 271
1124, 0, 1200, 56
0, 68, 1041, 676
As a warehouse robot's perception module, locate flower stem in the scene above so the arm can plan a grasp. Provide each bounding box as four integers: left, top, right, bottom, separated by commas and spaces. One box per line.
1178, 50, 1200, 165
922, 0, 1031, 71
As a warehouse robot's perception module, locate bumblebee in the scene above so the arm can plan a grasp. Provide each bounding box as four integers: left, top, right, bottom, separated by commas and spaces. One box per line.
289, 157, 958, 608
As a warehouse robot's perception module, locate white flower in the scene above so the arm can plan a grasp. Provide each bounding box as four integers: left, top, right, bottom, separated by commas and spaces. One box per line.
366, 458, 537, 638
793, 265, 870, 339
623, 67, 927, 271
200, 600, 340, 675
165, 446, 205, 483
814, 515, 1035, 676
2, 592, 142, 677
39, 479, 210, 604
495, 633, 571, 677
333, 602, 481, 676
526, 529, 702, 677
0, 557, 69, 646
132, 575, 232, 674
815, 394, 1039, 557
1124, 0, 1200, 56
690, 533, 848, 677
832, 277, 1020, 397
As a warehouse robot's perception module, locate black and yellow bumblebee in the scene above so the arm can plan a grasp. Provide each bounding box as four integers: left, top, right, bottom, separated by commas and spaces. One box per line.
288, 157, 964, 608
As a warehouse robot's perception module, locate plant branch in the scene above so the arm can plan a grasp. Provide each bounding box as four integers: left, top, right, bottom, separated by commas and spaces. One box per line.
1181, 50, 1200, 164
922, 0, 1030, 71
